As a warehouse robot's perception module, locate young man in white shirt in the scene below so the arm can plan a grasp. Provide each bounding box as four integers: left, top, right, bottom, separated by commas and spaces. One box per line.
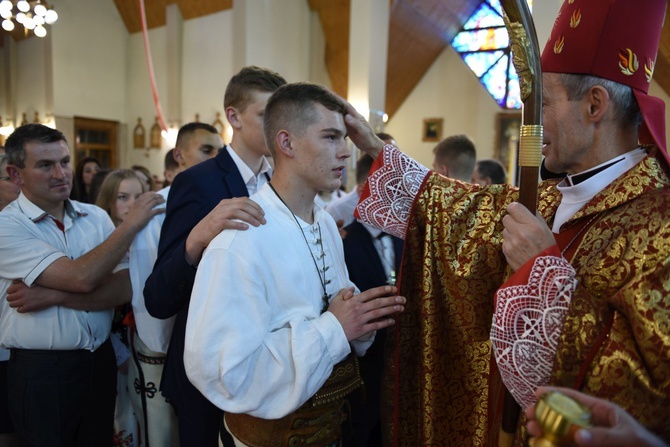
185, 83, 405, 447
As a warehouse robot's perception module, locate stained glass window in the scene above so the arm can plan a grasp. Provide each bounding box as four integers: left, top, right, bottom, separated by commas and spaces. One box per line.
451, 0, 532, 109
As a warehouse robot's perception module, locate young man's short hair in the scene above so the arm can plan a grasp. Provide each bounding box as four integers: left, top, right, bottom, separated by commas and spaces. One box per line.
432, 134, 477, 181
164, 149, 179, 171
224, 66, 287, 112
475, 159, 507, 185
175, 122, 219, 150
263, 83, 346, 156
356, 155, 374, 185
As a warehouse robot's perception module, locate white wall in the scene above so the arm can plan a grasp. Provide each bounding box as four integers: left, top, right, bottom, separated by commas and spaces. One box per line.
125, 27, 169, 174
50, 0, 127, 121
124, 1, 323, 177
234, 0, 313, 83
181, 10, 234, 128
14, 37, 47, 125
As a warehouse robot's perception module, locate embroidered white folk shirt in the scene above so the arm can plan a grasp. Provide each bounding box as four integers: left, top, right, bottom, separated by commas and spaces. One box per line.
129, 186, 173, 354
0, 193, 124, 351
184, 183, 372, 419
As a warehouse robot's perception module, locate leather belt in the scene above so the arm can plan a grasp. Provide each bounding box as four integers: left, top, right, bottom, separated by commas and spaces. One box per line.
225, 354, 363, 447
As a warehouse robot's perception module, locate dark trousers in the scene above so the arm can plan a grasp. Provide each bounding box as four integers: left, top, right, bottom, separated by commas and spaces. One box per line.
8, 339, 116, 447
169, 385, 235, 447
0, 360, 14, 434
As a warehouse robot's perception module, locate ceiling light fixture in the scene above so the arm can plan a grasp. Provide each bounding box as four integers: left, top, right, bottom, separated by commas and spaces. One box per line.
0, 0, 57, 38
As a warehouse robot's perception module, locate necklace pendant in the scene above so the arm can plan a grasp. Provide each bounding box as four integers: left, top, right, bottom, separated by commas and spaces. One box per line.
322, 292, 331, 313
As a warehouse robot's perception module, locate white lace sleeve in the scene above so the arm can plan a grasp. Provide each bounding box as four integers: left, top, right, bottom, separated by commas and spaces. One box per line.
490, 255, 578, 410
355, 145, 430, 239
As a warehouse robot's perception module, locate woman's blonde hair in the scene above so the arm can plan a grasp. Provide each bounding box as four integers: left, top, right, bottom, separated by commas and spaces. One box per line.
95, 169, 144, 219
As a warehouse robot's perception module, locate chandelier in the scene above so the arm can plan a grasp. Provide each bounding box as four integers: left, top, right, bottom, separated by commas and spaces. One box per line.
0, 0, 58, 38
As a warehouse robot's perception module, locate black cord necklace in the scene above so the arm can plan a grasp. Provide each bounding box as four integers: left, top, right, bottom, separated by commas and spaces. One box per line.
268, 182, 331, 312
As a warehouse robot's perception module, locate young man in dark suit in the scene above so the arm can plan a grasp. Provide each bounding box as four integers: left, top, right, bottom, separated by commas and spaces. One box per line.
143, 66, 286, 446
340, 154, 403, 447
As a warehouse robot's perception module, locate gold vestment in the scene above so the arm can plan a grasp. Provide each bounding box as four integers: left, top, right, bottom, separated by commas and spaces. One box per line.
383, 154, 670, 446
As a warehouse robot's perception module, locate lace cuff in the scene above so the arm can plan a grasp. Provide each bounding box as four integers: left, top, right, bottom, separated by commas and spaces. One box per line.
490, 253, 577, 409
355, 145, 430, 239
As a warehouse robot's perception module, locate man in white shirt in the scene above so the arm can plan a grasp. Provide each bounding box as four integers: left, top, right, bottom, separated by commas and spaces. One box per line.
128, 122, 223, 447
184, 83, 405, 447
0, 124, 163, 446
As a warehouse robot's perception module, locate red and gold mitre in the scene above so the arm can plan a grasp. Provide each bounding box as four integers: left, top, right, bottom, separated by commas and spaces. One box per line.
541, 0, 668, 161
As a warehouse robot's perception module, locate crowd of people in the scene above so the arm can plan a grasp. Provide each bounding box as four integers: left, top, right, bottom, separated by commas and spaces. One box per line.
0, 0, 669, 446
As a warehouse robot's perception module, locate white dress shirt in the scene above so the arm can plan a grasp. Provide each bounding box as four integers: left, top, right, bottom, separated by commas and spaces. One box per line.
0, 193, 124, 351
226, 145, 272, 196
314, 189, 344, 210
129, 186, 172, 354
325, 189, 360, 228
185, 183, 372, 419
365, 225, 396, 284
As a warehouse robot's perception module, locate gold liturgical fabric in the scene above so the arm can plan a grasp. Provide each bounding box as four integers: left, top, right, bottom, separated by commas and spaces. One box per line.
381, 153, 670, 446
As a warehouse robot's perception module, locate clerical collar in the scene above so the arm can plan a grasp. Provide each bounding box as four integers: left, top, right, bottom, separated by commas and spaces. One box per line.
552, 148, 646, 233
564, 158, 624, 186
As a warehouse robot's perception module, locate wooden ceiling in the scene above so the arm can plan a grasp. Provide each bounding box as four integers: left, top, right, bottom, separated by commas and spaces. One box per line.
113, 0, 232, 33
3, 0, 670, 118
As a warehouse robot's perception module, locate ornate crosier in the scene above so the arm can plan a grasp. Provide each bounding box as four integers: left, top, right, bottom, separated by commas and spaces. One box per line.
499, 0, 545, 445
501, 0, 543, 212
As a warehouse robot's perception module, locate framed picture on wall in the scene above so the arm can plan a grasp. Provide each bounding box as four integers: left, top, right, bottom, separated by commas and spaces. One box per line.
422, 118, 443, 142
494, 112, 522, 181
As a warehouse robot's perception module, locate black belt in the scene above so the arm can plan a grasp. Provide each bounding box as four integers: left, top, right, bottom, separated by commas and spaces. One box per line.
9, 338, 111, 359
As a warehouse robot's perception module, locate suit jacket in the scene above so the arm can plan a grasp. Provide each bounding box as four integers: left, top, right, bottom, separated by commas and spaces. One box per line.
342, 220, 403, 363
341, 220, 403, 446
144, 147, 249, 406
342, 220, 403, 293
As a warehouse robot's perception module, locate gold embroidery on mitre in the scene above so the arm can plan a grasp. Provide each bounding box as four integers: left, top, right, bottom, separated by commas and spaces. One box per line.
618, 48, 639, 76
554, 35, 565, 54
645, 58, 655, 82
570, 9, 581, 28
568, 0, 575, 4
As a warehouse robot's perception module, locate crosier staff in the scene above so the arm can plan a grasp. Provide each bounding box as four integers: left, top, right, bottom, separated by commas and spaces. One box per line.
498, 0, 543, 445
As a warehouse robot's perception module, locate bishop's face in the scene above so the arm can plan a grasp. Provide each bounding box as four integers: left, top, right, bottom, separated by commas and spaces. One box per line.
541, 73, 594, 175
